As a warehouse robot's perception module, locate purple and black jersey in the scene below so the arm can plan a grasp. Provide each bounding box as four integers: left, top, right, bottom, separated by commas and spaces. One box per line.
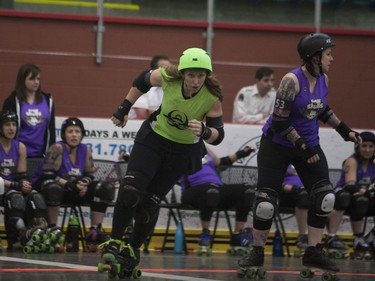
0, 139, 20, 181
55, 141, 87, 179
336, 155, 375, 188
263, 67, 328, 148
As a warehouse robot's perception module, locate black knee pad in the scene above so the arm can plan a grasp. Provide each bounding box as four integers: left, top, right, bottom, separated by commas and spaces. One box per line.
295, 189, 309, 209
253, 187, 278, 222
206, 187, 220, 208
41, 180, 65, 206
4, 190, 26, 218
93, 180, 115, 202
26, 190, 47, 212
118, 171, 149, 208
333, 187, 351, 211
134, 193, 161, 224
310, 179, 335, 217
349, 193, 369, 217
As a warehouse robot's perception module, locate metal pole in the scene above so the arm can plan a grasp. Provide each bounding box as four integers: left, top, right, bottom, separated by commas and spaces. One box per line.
314, 0, 322, 33
205, 0, 214, 57
95, 0, 105, 64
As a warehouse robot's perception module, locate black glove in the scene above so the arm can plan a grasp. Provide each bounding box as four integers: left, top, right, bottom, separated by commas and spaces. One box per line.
336, 122, 359, 142
235, 146, 255, 159
113, 99, 133, 121
295, 138, 317, 160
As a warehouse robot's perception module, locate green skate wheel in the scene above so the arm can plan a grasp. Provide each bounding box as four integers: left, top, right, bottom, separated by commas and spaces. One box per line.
197, 249, 203, 256
32, 234, 42, 244
98, 262, 104, 272
23, 246, 33, 254
236, 248, 248, 256
257, 268, 266, 279
245, 268, 257, 279
300, 269, 314, 278
39, 244, 47, 252
47, 246, 55, 254
132, 267, 142, 279
227, 248, 235, 256
206, 248, 213, 256
294, 250, 302, 258
321, 272, 334, 281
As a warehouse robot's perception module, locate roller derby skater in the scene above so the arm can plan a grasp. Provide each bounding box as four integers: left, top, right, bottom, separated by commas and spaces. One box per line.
31, 117, 115, 254
197, 229, 213, 256
227, 227, 253, 256
324, 235, 349, 259
239, 32, 360, 279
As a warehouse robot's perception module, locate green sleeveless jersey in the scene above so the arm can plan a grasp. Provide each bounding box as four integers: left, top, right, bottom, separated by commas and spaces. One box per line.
151, 68, 219, 144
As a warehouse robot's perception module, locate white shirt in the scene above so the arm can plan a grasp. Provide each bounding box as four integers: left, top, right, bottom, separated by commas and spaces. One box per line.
232, 84, 276, 124
128, 87, 164, 119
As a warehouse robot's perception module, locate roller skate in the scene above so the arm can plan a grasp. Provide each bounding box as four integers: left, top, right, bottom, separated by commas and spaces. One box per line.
43, 226, 65, 253
301, 244, 340, 281
350, 236, 373, 260
117, 244, 142, 279
365, 228, 375, 258
227, 227, 253, 256
22, 226, 46, 254
196, 229, 212, 256
294, 234, 308, 258
85, 223, 110, 253
324, 235, 349, 259
237, 246, 266, 279
97, 239, 121, 278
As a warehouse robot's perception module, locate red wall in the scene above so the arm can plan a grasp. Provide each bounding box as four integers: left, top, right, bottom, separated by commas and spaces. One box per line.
1, 11, 374, 129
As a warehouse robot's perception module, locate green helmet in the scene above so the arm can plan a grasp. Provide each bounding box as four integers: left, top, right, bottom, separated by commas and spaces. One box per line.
178, 48, 212, 72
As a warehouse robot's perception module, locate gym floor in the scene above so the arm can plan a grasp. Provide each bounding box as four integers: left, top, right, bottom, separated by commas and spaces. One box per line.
0, 249, 374, 281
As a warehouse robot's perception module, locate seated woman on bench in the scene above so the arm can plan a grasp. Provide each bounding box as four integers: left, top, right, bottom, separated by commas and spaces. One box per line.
180, 144, 255, 255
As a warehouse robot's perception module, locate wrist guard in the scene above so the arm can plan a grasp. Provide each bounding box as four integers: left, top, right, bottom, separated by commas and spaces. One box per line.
235, 147, 253, 159
10, 181, 22, 191
219, 156, 233, 166
343, 183, 359, 193
336, 122, 359, 142
200, 122, 212, 140
113, 99, 133, 121
295, 138, 317, 159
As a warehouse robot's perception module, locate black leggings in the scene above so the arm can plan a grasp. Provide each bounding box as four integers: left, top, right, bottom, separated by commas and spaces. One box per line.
181, 183, 252, 222
256, 135, 330, 230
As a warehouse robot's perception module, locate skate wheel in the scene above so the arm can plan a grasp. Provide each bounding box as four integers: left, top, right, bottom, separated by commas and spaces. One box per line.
23, 246, 32, 254
257, 268, 266, 279
206, 248, 213, 256
245, 268, 257, 279
237, 268, 246, 278
300, 269, 314, 278
237, 248, 247, 256
197, 249, 203, 256
227, 248, 235, 256
98, 262, 105, 272
333, 252, 343, 259
32, 235, 42, 244
321, 272, 334, 281
294, 250, 302, 258
132, 267, 142, 279
47, 246, 55, 254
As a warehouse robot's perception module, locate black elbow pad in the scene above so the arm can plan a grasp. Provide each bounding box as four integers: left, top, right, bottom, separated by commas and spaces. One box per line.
271, 115, 293, 137
318, 105, 333, 123
210, 127, 224, 145
132, 70, 152, 93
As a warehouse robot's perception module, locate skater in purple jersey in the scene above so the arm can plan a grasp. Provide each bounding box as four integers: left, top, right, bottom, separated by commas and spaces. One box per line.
237, 33, 362, 277
0, 110, 48, 251
2, 63, 56, 158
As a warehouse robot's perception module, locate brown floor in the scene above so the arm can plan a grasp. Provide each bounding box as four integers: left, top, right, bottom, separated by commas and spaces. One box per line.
0, 248, 375, 281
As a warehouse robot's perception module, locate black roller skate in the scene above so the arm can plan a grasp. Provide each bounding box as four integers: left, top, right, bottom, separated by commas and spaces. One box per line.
301, 244, 339, 281
196, 229, 212, 256
22, 226, 47, 254
97, 239, 121, 278
237, 246, 266, 279
227, 227, 253, 256
86, 223, 110, 253
43, 226, 65, 253
325, 235, 349, 259
117, 244, 142, 279
350, 236, 373, 260
294, 234, 308, 258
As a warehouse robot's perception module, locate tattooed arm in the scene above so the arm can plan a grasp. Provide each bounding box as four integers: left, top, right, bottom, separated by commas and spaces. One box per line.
42, 143, 63, 172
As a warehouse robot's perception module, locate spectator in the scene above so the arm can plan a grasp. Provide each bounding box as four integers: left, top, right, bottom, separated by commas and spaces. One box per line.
232, 67, 276, 124
2, 63, 56, 158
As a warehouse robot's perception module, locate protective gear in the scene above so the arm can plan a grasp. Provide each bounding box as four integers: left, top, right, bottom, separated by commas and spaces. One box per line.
318, 105, 334, 124
0, 110, 18, 137
206, 116, 224, 128
134, 193, 161, 224
336, 122, 359, 142
270, 115, 293, 136
61, 117, 85, 142
333, 187, 351, 210
40, 180, 65, 206
117, 185, 141, 208
132, 70, 152, 93
4, 190, 26, 217
178, 48, 212, 72
235, 146, 254, 159
343, 182, 359, 193
93, 181, 115, 202
210, 127, 225, 145
206, 187, 220, 208
359, 131, 375, 144
26, 190, 47, 214
200, 122, 212, 140
350, 193, 369, 218
295, 138, 318, 160
14, 172, 30, 182
294, 188, 309, 209
253, 187, 278, 221
310, 180, 335, 216
0, 177, 4, 196
113, 99, 133, 122
297, 33, 336, 61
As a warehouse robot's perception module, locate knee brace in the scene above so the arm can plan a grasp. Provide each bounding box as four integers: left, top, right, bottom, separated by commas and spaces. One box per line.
253, 187, 278, 222
350, 193, 369, 218
26, 190, 47, 216
4, 190, 26, 218
333, 187, 351, 211
117, 171, 148, 208
93, 181, 115, 202
310, 180, 335, 217
206, 187, 220, 208
41, 180, 65, 206
295, 188, 309, 209
134, 193, 161, 224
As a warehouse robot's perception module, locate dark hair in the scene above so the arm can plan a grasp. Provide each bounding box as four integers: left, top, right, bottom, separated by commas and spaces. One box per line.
255, 67, 274, 80
150, 55, 170, 70
14, 63, 43, 104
